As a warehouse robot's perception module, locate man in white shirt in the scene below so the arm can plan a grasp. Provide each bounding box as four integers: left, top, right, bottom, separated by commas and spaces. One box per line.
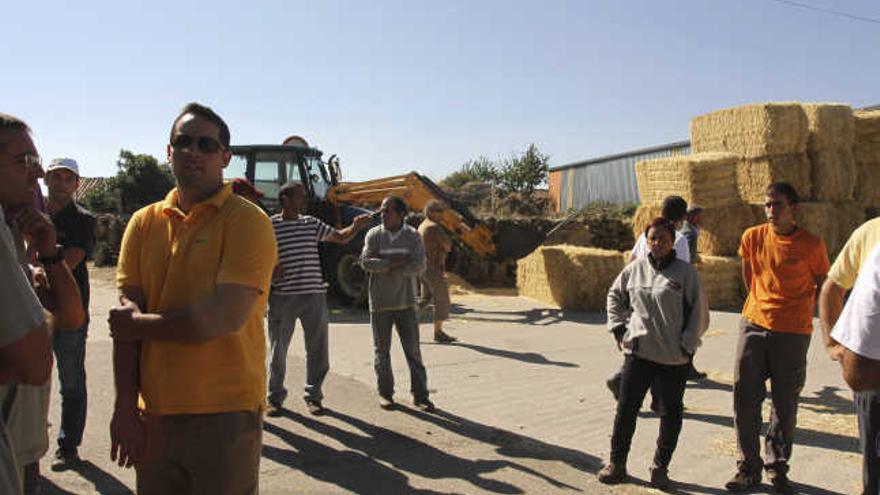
823, 239, 880, 495
0, 113, 84, 494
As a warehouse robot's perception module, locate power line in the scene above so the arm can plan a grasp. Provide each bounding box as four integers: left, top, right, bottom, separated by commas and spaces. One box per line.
765, 0, 880, 25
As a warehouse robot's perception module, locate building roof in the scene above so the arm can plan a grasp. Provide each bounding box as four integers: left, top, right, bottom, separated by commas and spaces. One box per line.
550, 140, 690, 172
74, 177, 110, 202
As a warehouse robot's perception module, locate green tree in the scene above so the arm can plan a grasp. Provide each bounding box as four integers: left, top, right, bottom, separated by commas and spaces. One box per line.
498, 144, 549, 195
83, 150, 175, 214
440, 156, 499, 190
462, 156, 499, 184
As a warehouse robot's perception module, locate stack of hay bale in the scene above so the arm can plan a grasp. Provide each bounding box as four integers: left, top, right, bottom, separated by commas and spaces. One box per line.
516, 101, 873, 312
632, 102, 868, 308
516, 246, 624, 311
854, 109, 880, 215
632, 151, 751, 309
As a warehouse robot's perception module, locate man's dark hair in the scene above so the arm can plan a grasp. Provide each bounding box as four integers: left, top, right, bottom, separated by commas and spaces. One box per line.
384, 195, 408, 216
660, 195, 688, 222
278, 181, 304, 199
0, 113, 31, 152
169, 102, 231, 148
766, 182, 800, 204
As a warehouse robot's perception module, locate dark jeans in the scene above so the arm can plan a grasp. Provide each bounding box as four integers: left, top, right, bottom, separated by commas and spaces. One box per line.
733, 320, 810, 476
609, 354, 688, 468
370, 309, 429, 401
53, 323, 88, 451
855, 387, 880, 495
609, 354, 700, 413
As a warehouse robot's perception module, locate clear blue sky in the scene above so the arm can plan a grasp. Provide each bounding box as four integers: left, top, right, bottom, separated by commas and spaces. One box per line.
4, 0, 878, 182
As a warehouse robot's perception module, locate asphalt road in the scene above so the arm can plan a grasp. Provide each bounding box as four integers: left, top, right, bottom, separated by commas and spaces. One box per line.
39, 267, 862, 494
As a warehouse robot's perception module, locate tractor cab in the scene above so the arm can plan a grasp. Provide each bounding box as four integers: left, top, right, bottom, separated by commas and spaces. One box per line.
226, 136, 341, 217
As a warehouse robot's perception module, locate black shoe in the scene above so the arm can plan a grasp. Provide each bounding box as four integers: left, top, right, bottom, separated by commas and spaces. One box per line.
434, 331, 457, 343
379, 395, 396, 410
51, 447, 80, 471
687, 368, 708, 381
725, 469, 761, 492
768, 471, 794, 494
414, 397, 435, 412
266, 404, 284, 417
305, 399, 325, 416
606, 377, 620, 401
650, 466, 671, 490
597, 462, 628, 484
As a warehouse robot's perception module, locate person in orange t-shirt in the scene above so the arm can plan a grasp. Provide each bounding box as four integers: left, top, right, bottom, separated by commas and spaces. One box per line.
725, 182, 829, 494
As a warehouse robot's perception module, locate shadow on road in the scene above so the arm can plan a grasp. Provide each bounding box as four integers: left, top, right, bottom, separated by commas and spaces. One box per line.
450, 305, 606, 326
40, 460, 133, 494
619, 475, 847, 495
682, 411, 859, 454
398, 407, 600, 474
262, 421, 448, 495
266, 407, 582, 494
426, 341, 579, 368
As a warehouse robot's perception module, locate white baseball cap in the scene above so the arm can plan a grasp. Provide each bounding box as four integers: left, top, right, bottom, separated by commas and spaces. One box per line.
47, 158, 80, 176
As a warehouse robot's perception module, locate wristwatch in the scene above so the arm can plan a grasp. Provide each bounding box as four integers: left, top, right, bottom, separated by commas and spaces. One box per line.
37, 244, 65, 266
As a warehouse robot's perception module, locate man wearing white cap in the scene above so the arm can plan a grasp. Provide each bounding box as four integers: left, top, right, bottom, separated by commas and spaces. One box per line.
44, 158, 95, 469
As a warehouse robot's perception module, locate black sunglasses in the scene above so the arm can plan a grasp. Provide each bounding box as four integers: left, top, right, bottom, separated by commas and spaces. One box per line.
170, 134, 224, 153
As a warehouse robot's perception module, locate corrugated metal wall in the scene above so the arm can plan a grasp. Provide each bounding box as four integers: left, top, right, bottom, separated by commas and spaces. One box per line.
553, 142, 691, 211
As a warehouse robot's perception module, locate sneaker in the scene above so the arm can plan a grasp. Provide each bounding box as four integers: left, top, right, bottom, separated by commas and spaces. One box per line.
725, 470, 761, 492
266, 404, 284, 417
650, 466, 671, 490
606, 377, 620, 401
597, 462, 628, 484
768, 471, 793, 494
414, 397, 436, 412
305, 399, 325, 416
379, 395, 396, 410
51, 447, 80, 471
434, 331, 457, 343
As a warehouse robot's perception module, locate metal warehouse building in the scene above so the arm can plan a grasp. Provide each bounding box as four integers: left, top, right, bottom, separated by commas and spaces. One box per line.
548, 140, 691, 211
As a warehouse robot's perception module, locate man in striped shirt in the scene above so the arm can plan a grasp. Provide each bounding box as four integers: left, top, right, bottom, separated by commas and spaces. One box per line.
268, 181, 372, 416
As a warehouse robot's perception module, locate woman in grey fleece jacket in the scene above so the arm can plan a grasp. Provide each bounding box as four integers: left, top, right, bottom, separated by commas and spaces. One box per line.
598, 217, 705, 489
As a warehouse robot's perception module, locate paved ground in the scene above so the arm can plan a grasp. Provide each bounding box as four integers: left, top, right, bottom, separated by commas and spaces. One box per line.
39, 267, 862, 494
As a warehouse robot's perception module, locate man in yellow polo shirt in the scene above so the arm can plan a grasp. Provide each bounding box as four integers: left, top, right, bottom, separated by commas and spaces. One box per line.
108, 103, 276, 495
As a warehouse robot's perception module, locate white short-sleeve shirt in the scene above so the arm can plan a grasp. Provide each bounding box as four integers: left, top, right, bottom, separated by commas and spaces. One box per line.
831, 242, 880, 360
631, 231, 691, 263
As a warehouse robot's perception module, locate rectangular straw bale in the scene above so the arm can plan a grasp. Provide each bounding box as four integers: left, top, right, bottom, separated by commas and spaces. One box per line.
854, 143, 880, 208
632, 204, 759, 257
698, 204, 762, 256
834, 202, 865, 260
796, 202, 836, 256
737, 153, 811, 204
635, 152, 739, 208
855, 110, 880, 140
631, 205, 661, 241
516, 246, 625, 311
803, 103, 855, 150
696, 256, 745, 310
690, 103, 808, 158
808, 148, 856, 201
